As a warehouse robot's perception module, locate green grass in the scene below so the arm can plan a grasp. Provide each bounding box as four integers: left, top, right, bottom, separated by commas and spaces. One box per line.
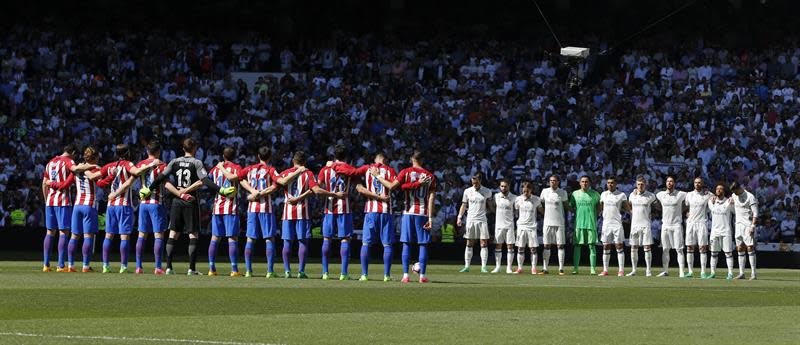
0, 261, 798, 345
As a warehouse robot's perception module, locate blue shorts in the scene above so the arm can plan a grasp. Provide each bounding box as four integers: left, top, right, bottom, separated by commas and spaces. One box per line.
106, 206, 133, 235
138, 204, 167, 233
363, 213, 394, 245
246, 212, 277, 239
400, 214, 430, 244
71, 206, 98, 235
322, 213, 353, 238
211, 214, 240, 237
281, 219, 311, 241
45, 206, 72, 231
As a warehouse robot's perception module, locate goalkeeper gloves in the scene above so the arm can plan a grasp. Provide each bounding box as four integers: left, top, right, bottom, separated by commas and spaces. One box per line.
139, 186, 152, 199
219, 186, 236, 197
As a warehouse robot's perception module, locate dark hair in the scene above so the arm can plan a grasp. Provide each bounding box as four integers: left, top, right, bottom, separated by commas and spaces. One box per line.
292, 151, 307, 165
182, 138, 197, 153
83, 146, 98, 162
499, 178, 510, 186
606, 176, 617, 181
472, 171, 484, 179
116, 144, 131, 160
146, 141, 161, 156
257, 146, 271, 161
549, 174, 559, 181
411, 150, 424, 164
334, 144, 347, 161
579, 175, 591, 182
223, 146, 236, 161
729, 181, 742, 191
666, 175, 676, 181
63, 144, 77, 156
521, 181, 533, 190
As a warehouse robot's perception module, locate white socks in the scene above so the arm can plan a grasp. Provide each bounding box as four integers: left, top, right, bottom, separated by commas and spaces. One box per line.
725, 253, 734, 275
464, 247, 473, 268
480, 247, 488, 268
603, 249, 611, 272
677, 251, 685, 275
494, 249, 502, 269
686, 250, 695, 273
738, 252, 746, 275
530, 250, 538, 271
506, 248, 514, 270
662, 251, 670, 272
543, 248, 550, 271
557, 248, 565, 270
700, 251, 707, 275
517, 250, 525, 269
631, 248, 639, 272
617, 248, 625, 273
748, 251, 757, 277
644, 249, 652, 271
710, 252, 718, 274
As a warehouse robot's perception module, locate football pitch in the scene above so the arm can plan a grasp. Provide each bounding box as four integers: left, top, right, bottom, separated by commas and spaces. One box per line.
0, 261, 798, 345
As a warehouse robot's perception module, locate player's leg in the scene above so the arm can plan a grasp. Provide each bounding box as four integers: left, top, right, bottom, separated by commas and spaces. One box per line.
281, 220, 295, 277
297, 219, 310, 278
380, 213, 395, 281
541, 227, 553, 274
556, 227, 566, 274
244, 212, 260, 276
208, 215, 222, 275
492, 228, 504, 273
400, 215, 414, 283
601, 243, 612, 275
572, 229, 582, 274
675, 226, 685, 277
707, 235, 720, 278
117, 206, 134, 273
643, 230, 653, 276
461, 221, 475, 272
415, 215, 430, 282
699, 229, 709, 278
734, 225, 746, 279
685, 223, 696, 277
68, 207, 83, 271
360, 214, 376, 280
135, 205, 151, 274
55, 207, 72, 271
515, 231, 526, 273
339, 214, 354, 280
186, 203, 201, 275
529, 232, 539, 274
479, 222, 490, 273
82, 207, 98, 272
226, 215, 241, 276
723, 233, 734, 280
659, 226, 672, 276
264, 214, 277, 277
102, 207, 118, 273
747, 243, 757, 280
152, 206, 166, 274
321, 214, 334, 278
164, 204, 181, 274
615, 242, 625, 276
43, 206, 58, 271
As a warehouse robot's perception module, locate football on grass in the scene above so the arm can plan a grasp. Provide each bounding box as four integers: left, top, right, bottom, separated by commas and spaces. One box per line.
412, 262, 420, 274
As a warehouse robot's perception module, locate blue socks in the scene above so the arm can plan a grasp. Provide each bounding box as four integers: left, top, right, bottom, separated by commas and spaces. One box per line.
67, 237, 77, 267
360, 244, 370, 276
298, 240, 308, 273
102, 237, 112, 266
228, 240, 238, 272
419, 244, 428, 275
153, 237, 163, 269
266, 240, 275, 273
119, 239, 129, 267
82, 236, 94, 267
402, 243, 411, 274
321, 239, 331, 274
244, 241, 254, 273
135, 236, 145, 269
282, 240, 291, 272
57, 233, 67, 268
42, 233, 53, 267
340, 241, 350, 275
383, 245, 393, 277
208, 239, 218, 272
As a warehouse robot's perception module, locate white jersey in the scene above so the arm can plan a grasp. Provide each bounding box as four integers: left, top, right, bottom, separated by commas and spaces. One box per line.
494, 192, 517, 230
709, 197, 734, 235
462, 186, 492, 223
629, 191, 656, 229
515, 195, 541, 229
600, 190, 627, 227
656, 190, 687, 226
733, 190, 758, 226
685, 190, 711, 223
540, 188, 568, 228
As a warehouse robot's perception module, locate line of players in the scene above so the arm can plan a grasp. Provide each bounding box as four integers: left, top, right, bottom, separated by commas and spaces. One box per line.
41, 139, 437, 283
457, 173, 759, 280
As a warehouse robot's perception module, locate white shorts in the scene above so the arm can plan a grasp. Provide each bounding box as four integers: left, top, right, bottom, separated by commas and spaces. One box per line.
465, 221, 490, 240
495, 227, 515, 245
516, 228, 538, 248
710, 232, 732, 253
629, 226, 653, 246
601, 224, 624, 244
661, 224, 684, 250
734, 223, 755, 247
685, 221, 709, 247
542, 225, 565, 245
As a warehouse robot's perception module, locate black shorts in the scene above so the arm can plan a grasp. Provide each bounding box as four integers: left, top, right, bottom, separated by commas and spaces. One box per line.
169, 203, 200, 234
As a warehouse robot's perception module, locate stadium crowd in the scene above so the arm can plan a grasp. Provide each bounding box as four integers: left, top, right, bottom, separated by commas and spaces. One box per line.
0, 24, 798, 244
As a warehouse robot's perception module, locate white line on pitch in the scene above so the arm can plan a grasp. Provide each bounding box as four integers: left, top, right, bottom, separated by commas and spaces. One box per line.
0, 332, 281, 345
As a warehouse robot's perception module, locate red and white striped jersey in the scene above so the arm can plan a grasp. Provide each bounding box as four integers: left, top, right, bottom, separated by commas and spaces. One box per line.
44, 156, 75, 207
318, 163, 353, 215
101, 161, 135, 207
397, 167, 436, 216
136, 159, 166, 205
208, 162, 242, 215
240, 163, 280, 213
279, 167, 318, 220
362, 163, 396, 213
74, 167, 99, 207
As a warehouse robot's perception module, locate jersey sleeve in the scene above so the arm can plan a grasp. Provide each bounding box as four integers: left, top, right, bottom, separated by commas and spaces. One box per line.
194, 159, 208, 180
236, 165, 251, 180
123, 161, 135, 173
750, 196, 759, 218
50, 173, 75, 190
317, 169, 327, 189
306, 171, 318, 189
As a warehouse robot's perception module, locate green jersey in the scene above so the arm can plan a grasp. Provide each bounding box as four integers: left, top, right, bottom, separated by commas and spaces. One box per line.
569, 189, 600, 231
